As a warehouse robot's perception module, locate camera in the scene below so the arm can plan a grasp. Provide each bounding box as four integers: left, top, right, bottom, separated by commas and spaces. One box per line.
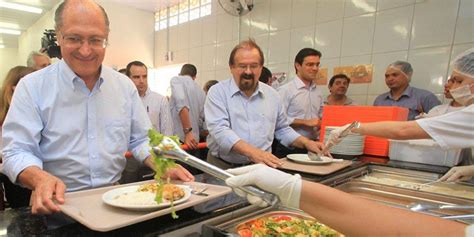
41, 29, 61, 58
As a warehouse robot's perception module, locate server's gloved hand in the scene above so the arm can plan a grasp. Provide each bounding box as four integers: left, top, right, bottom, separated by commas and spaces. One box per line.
439, 165, 474, 182
225, 164, 302, 209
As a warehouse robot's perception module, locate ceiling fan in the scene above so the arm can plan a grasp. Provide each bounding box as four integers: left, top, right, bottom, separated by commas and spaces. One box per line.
218, 0, 254, 16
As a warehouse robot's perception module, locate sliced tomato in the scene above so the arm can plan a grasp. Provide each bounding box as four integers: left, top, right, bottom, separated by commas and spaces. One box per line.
237, 228, 252, 237
274, 215, 292, 222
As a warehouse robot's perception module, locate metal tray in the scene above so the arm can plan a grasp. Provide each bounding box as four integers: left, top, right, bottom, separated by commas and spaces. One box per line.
202, 206, 342, 237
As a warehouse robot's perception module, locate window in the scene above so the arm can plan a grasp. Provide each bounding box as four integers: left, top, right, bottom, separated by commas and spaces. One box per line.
155, 0, 211, 31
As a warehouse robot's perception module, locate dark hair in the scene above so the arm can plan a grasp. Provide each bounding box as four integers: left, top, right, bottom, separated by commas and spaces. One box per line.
328, 74, 350, 87
126, 61, 147, 77
203, 80, 219, 92
180, 64, 197, 77
228, 38, 264, 66
118, 68, 127, 74
294, 48, 322, 73
55, 0, 110, 32
259, 66, 272, 84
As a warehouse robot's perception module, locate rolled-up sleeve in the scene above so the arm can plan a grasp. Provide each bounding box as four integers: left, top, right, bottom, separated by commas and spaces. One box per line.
2, 79, 44, 183
170, 77, 189, 112
274, 97, 300, 147
205, 87, 241, 154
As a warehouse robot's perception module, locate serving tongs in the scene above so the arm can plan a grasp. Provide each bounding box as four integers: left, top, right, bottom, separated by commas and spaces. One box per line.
408, 202, 474, 220
152, 137, 279, 206
309, 121, 359, 161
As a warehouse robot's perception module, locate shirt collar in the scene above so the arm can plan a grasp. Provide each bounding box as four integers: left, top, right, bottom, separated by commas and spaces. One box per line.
230, 77, 264, 98
60, 59, 104, 91
143, 87, 151, 97
387, 85, 413, 99
295, 76, 315, 90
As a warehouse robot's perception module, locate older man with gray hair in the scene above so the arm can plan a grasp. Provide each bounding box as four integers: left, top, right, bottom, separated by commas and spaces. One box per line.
26, 51, 51, 70
373, 60, 440, 120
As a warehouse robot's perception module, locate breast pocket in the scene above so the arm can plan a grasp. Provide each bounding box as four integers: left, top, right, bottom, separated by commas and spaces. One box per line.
104, 119, 130, 154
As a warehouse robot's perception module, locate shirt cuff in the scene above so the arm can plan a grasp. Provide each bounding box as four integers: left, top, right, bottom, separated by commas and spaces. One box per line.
215, 129, 241, 155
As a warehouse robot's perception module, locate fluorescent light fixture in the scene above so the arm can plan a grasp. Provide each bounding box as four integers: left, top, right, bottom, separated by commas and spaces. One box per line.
0, 28, 21, 35
0, 2, 43, 14
0, 44, 5, 49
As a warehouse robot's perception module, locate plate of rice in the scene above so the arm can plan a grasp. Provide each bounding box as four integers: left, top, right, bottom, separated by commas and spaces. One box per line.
102, 184, 191, 211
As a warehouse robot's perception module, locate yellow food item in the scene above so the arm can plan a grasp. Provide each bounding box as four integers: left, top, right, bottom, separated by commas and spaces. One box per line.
162, 183, 185, 201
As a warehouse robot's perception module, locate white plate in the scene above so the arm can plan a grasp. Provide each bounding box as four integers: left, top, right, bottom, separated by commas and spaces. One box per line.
287, 154, 333, 165
102, 184, 191, 211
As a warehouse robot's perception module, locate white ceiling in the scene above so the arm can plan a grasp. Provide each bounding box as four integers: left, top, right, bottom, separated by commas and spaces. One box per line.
0, 0, 182, 49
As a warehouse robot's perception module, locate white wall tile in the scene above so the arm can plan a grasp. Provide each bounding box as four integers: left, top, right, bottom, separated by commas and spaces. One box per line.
366, 94, 378, 105
289, 26, 315, 61
177, 24, 190, 50
344, 0, 377, 17
188, 47, 202, 71
373, 6, 414, 53
292, 0, 317, 28
253, 33, 270, 63
215, 68, 232, 81
199, 70, 216, 85
377, 0, 415, 11
369, 50, 409, 94
341, 14, 376, 57
340, 54, 371, 95
250, 1, 271, 35
268, 30, 291, 64
267, 63, 289, 76
269, 0, 293, 31
201, 44, 216, 71
201, 15, 217, 45
410, 0, 459, 49
173, 49, 189, 64
240, 15, 252, 39
408, 46, 451, 94
448, 43, 474, 74
316, 0, 345, 23
215, 41, 237, 70
155, 30, 167, 56
168, 27, 179, 51
189, 19, 203, 48
454, 0, 474, 44
315, 19, 343, 58
217, 13, 236, 43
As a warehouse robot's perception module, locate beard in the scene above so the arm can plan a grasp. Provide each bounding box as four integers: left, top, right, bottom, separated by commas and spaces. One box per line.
238, 73, 257, 92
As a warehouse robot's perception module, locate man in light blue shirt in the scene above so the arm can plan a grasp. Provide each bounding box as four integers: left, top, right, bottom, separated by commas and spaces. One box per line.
275, 48, 324, 157
169, 64, 206, 150
205, 39, 325, 169
373, 61, 441, 120
1, 0, 193, 215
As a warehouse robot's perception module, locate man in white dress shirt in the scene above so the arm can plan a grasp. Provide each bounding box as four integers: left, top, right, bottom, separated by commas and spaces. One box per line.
275, 48, 324, 156
121, 61, 174, 183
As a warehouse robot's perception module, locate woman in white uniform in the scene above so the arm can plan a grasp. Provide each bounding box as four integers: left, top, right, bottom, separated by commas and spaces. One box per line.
225, 48, 474, 236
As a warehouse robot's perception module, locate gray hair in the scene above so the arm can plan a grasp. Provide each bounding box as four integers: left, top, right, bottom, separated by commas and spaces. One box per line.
55, 0, 110, 32
388, 60, 413, 80
26, 51, 50, 67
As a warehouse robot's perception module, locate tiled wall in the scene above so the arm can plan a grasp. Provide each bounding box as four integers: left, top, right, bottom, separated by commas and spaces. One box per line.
155, 0, 474, 105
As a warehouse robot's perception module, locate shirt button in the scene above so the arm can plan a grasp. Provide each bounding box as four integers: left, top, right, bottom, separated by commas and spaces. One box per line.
90, 136, 95, 139
92, 155, 96, 158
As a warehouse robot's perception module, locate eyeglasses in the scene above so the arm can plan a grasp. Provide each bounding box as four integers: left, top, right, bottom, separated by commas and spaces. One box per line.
62, 35, 108, 49
235, 63, 261, 72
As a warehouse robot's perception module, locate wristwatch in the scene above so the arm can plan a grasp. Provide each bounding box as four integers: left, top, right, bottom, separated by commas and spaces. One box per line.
183, 127, 193, 134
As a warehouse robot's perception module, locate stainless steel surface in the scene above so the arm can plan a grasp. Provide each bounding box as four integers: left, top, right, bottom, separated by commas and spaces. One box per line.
152, 137, 278, 206
408, 203, 474, 212
328, 164, 474, 224
191, 187, 209, 196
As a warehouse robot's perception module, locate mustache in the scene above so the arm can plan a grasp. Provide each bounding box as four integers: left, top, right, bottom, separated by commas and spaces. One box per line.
241, 73, 254, 79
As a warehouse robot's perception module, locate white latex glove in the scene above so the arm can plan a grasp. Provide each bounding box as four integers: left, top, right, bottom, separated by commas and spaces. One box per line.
327, 123, 352, 147
414, 112, 428, 120
439, 165, 474, 182
225, 164, 302, 209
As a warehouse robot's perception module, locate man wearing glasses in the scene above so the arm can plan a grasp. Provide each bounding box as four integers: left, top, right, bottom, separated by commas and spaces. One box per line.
205, 39, 325, 169
1, 0, 193, 215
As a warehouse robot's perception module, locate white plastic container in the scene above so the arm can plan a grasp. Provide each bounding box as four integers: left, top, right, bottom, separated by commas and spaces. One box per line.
389, 139, 462, 167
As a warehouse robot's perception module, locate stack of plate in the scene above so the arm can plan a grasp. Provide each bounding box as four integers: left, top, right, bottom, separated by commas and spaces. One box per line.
324, 126, 365, 155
